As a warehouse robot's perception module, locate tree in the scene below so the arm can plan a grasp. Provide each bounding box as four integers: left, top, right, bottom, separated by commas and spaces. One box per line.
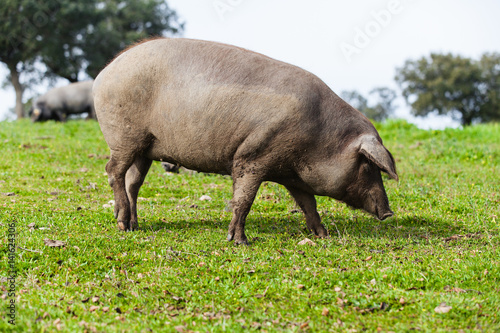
395, 53, 500, 126
341, 87, 396, 122
40, 0, 183, 82
341, 90, 368, 112
0, 0, 60, 118
365, 87, 397, 122
478, 53, 500, 123
0, 0, 183, 119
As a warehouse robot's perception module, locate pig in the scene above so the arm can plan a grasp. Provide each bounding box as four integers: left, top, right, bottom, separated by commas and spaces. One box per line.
31, 80, 95, 122
161, 162, 181, 173
93, 38, 398, 245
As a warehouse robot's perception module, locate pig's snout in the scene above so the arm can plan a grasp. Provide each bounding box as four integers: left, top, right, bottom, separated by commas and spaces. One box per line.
378, 209, 393, 220
366, 190, 394, 221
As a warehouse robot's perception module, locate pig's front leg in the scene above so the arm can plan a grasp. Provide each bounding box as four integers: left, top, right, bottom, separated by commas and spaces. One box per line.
227, 171, 263, 245
286, 186, 329, 238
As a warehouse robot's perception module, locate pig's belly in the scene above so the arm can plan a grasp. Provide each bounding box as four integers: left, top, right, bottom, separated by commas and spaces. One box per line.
145, 85, 287, 173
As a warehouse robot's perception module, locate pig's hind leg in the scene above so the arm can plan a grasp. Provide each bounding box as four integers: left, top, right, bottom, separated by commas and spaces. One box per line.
285, 186, 329, 238
106, 150, 137, 231
125, 156, 153, 230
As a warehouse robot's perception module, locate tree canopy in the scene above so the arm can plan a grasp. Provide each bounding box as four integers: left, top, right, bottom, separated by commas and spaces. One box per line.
341, 87, 396, 122
0, 0, 183, 118
0, 0, 58, 118
395, 52, 500, 126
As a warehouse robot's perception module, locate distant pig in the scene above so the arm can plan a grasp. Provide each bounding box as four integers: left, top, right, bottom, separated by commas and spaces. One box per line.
31, 80, 95, 122
161, 162, 181, 173
93, 38, 398, 244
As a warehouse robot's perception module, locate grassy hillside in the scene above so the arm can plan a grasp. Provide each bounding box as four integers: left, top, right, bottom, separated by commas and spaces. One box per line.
0, 119, 499, 332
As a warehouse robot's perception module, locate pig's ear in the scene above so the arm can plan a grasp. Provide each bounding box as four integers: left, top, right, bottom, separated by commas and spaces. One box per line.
359, 137, 399, 181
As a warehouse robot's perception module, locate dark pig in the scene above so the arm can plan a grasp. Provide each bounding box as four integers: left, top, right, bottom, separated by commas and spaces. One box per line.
31, 80, 95, 122
161, 162, 181, 173
93, 38, 398, 244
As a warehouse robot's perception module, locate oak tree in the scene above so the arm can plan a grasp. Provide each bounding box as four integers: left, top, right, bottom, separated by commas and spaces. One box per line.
341, 87, 396, 122
1, 0, 183, 118
395, 53, 500, 126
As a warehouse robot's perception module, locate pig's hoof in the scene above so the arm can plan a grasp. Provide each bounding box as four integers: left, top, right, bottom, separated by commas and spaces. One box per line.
117, 221, 129, 231
311, 225, 329, 238
317, 231, 329, 238
130, 221, 138, 231
234, 238, 249, 246
227, 233, 248, 245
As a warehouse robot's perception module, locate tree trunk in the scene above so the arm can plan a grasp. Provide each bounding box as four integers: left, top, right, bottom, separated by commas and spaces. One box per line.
461, 115, 473, 126
458, 107, 474, 126
7, 62, 24, 119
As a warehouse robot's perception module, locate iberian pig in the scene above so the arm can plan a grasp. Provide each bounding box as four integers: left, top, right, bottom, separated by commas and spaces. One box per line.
93, 38, 398, 244
31, 80, 95, 122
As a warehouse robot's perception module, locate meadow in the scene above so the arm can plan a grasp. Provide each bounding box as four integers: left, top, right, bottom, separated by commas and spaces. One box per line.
0, 119, 499, 332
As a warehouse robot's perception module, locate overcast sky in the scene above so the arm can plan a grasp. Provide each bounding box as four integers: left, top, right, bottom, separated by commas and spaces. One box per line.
2, 0, 500, 127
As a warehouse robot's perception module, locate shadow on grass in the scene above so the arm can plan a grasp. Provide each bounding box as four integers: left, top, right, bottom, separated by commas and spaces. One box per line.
138, 209, 472, 244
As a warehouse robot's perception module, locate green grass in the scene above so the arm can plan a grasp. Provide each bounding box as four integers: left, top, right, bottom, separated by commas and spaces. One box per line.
0, 119, 499, 332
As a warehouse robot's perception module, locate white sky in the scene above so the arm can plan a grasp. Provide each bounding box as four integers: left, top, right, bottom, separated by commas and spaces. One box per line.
2, 0, 500, 128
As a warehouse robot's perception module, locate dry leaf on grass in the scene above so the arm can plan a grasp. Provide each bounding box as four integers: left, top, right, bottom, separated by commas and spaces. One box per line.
199, 195, 212, 201
44, 239, 66, 247
434, 302, 452, 313
298, 238, 316, 246
444, 286, 466, 293
103, 200, 115, 208
444, 233, 482, 242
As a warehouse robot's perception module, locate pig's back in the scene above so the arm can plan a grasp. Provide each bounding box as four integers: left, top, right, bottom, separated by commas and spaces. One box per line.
94, 38, 327, 173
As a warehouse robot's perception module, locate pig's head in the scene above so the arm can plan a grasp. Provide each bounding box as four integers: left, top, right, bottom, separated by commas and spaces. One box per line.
300, 134, 398, 220
30, 101, 46, 122
339, 135, 398, 220
30, 101, 56, 122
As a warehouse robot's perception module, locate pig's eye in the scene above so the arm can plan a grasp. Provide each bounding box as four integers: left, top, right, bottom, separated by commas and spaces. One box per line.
360, 161, 373, 173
